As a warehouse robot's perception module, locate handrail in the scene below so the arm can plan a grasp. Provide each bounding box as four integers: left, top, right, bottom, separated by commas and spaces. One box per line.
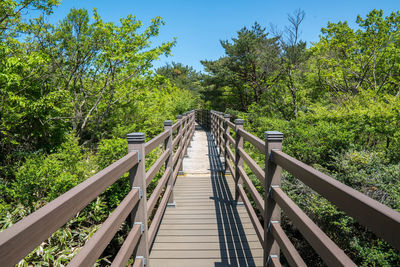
270, 223, 306, 267
226, 132, 235, 146
272, 149, 400, 251
204, 109, 400, 266
0, 151, 139, 266
145, 148, 170, 186
237, 128, 265, 153
238, 166, 264, 215
111, 224, 142, 267
68, 188, 141, 266
237, 184, 264, 246
148, 185, 173, 245
272, 187, 356, 266
0, 110, 196, 267
226, 119, 235, 129
144, 130, 169, 155
238, 146, 264, 183
147, 167, 172, 214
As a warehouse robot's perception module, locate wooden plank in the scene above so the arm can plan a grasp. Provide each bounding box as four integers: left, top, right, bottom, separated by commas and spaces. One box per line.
150, 248, 263, 258
159, 223, 255, 230
152, 241, 261, 250
160, 214, 250, 219
156, 228, 260, 237
160, 218, 253, 224
164, 210, 249, 216
149, 258, 263, 267
154, 234, 260, 243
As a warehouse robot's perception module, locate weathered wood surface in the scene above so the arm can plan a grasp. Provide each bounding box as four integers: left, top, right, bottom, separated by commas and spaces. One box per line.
149, 125, 263, 267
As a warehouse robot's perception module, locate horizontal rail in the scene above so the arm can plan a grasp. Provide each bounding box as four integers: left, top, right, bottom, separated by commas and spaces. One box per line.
270, 223, 306, 267
226, 120, 235, 129
145, 149, 170, 187
272, 150, 400, 251
172, 146, 182, 167
172, 133, 181, 148
237, 128, 265, 153
226, 158, 235, 179
68, 189, 140, 266
272, 187, 356, 266
269, 256, 282, 267
0, 151, 139, 266
226, 132, 235, 146
226, 146, 235, 163
172, 121, 180, 132
111, 224, 141, 267
238, 147, 265, 183
218, 124, 224, 133
132, 257, 143, 267
238, 185, 264, 247
172, 157, 183, 183
238, 166, 264, 215
148, 185, 172, 245
147, 167, 172, 214
144, 130, 169, 155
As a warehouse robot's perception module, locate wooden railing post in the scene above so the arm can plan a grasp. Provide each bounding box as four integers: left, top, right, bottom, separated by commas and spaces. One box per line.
234, 119, 244, 203
127, 132, 149, 266
164, 120, 174, 206
224, 114, 231, 173
264, 131, 283, 266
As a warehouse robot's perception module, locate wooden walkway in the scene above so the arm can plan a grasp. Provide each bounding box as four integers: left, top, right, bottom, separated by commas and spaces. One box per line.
149, 124, 263, 266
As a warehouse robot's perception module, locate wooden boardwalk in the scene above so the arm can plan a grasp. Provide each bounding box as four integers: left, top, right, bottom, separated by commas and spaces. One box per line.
149, 125, 263, 267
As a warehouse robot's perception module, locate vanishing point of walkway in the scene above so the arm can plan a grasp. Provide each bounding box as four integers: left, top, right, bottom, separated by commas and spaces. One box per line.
149, 124, 263, 266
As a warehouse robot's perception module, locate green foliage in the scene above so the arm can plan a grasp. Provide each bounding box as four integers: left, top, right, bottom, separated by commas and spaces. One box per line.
10, 133, 95, 207
214, 11, 400, 264
0, 4, 196, 265
201, 22, 281, 111
156, 62, 204, 93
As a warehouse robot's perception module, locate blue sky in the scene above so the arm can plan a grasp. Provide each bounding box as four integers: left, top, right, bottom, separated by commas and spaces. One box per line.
48, 0, 399, 72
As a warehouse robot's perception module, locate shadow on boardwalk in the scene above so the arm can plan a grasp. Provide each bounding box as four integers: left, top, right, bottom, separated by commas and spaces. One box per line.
206, 129, 257, 267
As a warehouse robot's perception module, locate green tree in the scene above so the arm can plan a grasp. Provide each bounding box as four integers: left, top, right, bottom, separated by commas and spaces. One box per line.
156, 62, 203, 92
312, 9, 400, 97
201, 22, 281, 111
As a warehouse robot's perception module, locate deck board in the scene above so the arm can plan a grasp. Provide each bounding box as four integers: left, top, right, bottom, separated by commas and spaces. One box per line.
149, 125, 264, 267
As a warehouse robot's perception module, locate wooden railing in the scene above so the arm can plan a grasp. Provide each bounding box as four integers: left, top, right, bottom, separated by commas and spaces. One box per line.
0, 111, 196, 267
201, 109, 400, 267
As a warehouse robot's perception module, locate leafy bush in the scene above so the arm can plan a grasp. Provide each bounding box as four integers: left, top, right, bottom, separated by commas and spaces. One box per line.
10, 134, 96, 207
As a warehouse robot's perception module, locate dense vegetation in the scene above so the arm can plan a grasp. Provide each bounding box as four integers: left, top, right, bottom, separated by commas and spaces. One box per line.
1, 1, 399, 266
0, 1, 196, 265
199, 9, 400, 266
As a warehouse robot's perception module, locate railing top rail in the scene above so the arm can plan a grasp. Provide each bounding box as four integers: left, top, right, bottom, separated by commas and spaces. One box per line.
0, 151, 139, 266
272, 149, 400, 251
237, 128, 265, 152
144, 129, 169, 155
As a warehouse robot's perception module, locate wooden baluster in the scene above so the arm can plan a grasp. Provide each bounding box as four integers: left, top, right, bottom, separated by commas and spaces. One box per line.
234, 119, 244, 203
264, 131, 283, 266
127, 133, 149, 266
164, 120, 174, 206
